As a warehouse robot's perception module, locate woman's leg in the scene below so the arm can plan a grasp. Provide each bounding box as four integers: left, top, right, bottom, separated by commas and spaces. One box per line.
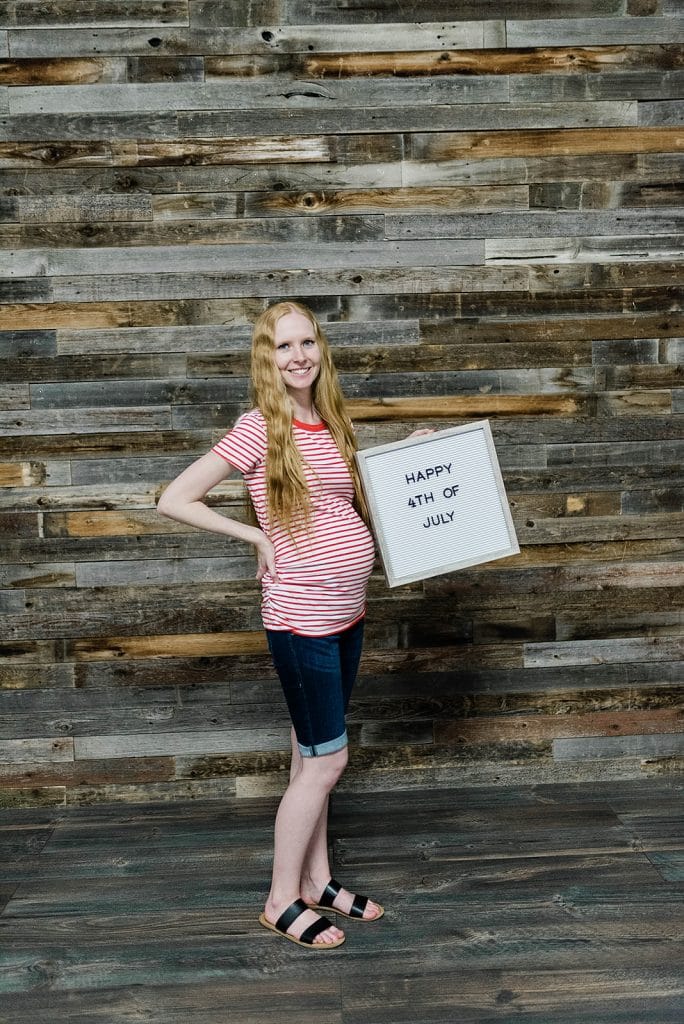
263, 743, 347, 944
263, 624, 380, 936
297, 621, 382, 920
288, 728, 332, 881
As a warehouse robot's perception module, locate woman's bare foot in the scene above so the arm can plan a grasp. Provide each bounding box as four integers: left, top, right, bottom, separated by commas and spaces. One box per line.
262, 897, 345, 945
302, 876, 384, 921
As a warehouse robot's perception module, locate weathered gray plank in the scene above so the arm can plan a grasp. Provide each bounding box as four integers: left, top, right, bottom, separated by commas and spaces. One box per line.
0, 408, 171, 436
525, 636, 683, 669
508, 71, 684, 103
8, 76, 509, 115
2, 354, 186, 383
1, 2, 189, 28
7, 193, 153, 223
4, 238, 481, 277
639, 101, 684, 126
507, 18, 684, 46
56, 320, 420, 354
0, 330, 56, 356
73, 727, 290, 759
0, 111, 181, 141
177, 101, 638, 137
486, 235, 684, 263
387, 210, 683, 239
8, 22, 488, 58
0, 563, 75, 588
0, 383, 29, 410
554, 734, 684, 761
51, 266, 526, 304
0, 738, 72, 763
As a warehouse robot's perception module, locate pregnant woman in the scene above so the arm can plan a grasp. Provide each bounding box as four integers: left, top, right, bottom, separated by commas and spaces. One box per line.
157, 301, 385, 949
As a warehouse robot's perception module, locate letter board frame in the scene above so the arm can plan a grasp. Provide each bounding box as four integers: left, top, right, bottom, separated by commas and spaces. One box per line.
355, 419, 520, 588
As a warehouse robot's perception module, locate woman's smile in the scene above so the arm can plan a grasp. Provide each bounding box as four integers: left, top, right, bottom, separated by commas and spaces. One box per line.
273, 311, 322, 393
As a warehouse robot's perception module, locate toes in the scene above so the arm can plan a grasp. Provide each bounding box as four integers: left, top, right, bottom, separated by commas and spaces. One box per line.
314, 926, 343, 945
364, 900, 381, 920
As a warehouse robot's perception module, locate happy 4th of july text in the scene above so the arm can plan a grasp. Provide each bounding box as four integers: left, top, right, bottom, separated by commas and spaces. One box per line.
404, 462, 460, 528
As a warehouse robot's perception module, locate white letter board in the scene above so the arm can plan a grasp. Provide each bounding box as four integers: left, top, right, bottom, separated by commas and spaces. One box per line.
355, 420, 520, 588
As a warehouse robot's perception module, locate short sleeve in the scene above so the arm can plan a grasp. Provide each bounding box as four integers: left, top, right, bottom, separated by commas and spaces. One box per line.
210, 410, 266, 475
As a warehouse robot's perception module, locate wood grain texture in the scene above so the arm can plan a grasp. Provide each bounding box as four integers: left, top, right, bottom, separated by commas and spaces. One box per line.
0, 779, 682, 1020
0, 2, 681, 804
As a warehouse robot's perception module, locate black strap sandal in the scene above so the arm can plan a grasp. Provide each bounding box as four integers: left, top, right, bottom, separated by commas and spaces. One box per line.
311, 877, 385, 921
258, 898, 345, 949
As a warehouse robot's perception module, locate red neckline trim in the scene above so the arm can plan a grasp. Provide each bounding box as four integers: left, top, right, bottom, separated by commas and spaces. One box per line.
293, 418, 326, 432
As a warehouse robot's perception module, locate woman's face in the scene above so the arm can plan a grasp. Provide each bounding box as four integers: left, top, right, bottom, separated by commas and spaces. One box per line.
272, 311, 321, 395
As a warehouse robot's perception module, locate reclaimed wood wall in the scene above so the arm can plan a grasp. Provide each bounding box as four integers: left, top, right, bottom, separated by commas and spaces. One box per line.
0, 2, 682, 807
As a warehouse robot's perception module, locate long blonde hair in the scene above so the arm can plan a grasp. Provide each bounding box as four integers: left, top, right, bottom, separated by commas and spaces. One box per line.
250, 301, 369, 534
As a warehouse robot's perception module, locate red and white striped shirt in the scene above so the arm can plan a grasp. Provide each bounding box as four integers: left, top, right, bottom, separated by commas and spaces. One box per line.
211, 409, 376, 636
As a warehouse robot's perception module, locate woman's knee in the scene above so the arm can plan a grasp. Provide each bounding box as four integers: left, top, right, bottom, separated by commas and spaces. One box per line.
303, 746, 347, 789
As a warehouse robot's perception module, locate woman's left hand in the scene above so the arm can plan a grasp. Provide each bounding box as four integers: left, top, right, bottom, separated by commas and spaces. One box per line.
406, 428, 436, 438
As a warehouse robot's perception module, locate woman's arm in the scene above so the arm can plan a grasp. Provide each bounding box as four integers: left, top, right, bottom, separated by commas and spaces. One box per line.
157, 452, 278, 581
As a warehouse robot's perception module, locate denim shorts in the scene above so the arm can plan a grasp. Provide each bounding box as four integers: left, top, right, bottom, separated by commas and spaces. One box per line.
266, 618, 364, 758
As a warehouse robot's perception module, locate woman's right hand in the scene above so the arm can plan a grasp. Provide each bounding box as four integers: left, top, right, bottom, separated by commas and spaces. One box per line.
253, 531, 279, 583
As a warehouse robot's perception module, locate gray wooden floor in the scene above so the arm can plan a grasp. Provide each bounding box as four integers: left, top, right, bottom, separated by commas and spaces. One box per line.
1, 777, 682, 1023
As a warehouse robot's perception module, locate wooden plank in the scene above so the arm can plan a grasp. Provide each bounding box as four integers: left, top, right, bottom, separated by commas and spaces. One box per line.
276, 2, 627, 23
244, 184, 530, 217
486, 235, 683, 263
8, 77, 510, 115
0, 430, 213, 462
0, 563, 75, 588
0, 135, 338, 168
8, 192, 152, 223
235, 45, 684, 78
507, 18, 684, 46
0, 57, 128, 85
0, 512, 40, 537
56, 319, 419, 355
1, 353, 186, 383
51, 266, 528, 304
126, 55, 205, 82
508, 70, 684, 103
5, 239, 483, 278
546, 440, 684, 467
387, 210, 682, 239
69, 631, 268, 660
348, 396, 587, 419
435, 709, 683, 745
554, 734, 684, 760
525, 636, 684, 669
2, 2, 190, 28
420, 312, 683, 344
0, 738, 73, 763
0, 408, 171, 436
189, 340, 596, 377
0, 329, 56, 356
0, 756, 175, 788
175, 101, 638, 137
10, 23, 488, 58
73, 726, 289, 759
0, 383, 29, 410
410, 127, 683, 161
12, 214, 396, 254
0, 664, 74, 689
